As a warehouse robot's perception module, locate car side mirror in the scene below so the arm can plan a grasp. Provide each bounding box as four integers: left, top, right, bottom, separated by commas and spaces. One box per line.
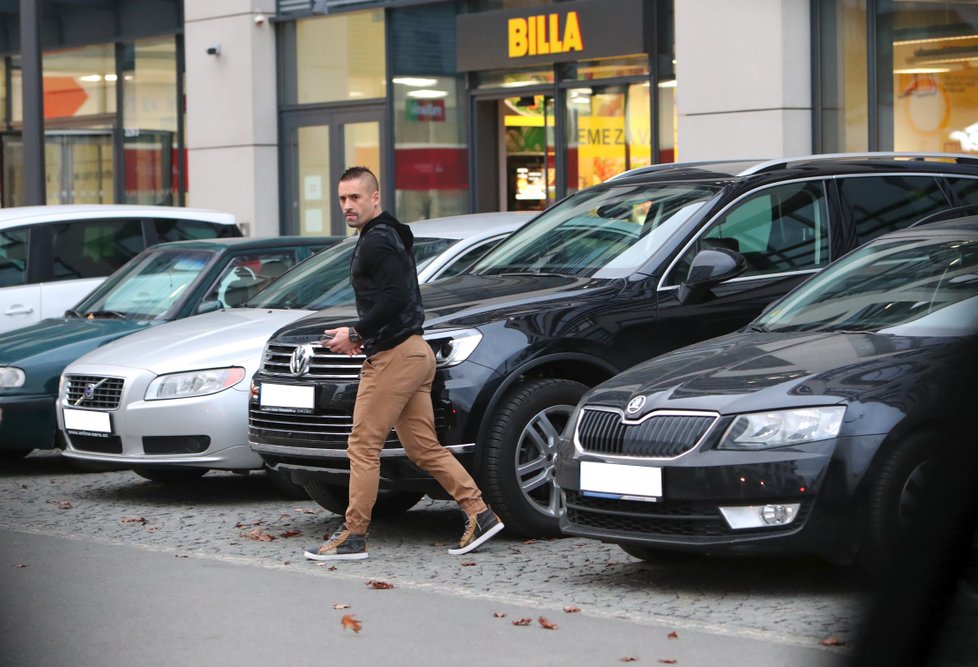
677, 248, 748, 305
196, 299, 222, 315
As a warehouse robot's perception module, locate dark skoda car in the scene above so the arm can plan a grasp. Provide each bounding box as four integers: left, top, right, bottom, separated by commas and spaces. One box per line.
556, 219, 978, 568
249, 153, 978, 536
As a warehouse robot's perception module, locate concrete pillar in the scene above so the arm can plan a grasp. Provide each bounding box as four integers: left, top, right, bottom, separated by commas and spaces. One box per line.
675, 0, 812, 161
184, 0, 277, 236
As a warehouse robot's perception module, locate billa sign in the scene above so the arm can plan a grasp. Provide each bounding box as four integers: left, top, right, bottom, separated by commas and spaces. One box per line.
457, 0, 648, 71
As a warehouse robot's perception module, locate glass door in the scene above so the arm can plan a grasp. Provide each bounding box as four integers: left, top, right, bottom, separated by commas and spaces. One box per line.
501, 94, 555, 212
281, 106, 385, 236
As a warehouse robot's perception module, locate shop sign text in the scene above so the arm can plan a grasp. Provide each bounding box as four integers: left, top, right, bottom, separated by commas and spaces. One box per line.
509, 12, 583, 59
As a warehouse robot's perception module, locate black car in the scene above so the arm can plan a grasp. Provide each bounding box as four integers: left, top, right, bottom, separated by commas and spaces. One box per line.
556, 219, 978, 568
249, 153, 978, 536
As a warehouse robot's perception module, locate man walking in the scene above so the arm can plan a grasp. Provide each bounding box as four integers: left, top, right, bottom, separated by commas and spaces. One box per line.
304, 166, 504, 561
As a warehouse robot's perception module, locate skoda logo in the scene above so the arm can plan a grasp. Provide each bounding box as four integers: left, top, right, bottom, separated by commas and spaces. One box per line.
625, 395, 646, 415
83, 383, 96, 400
289, 343, 315, 377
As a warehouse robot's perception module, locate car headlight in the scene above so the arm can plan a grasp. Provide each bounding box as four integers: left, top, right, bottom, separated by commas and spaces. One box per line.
0, 366, 25, 388
424, 329, 482, 367
144, 367, 246, 400
718, 406, 846, 450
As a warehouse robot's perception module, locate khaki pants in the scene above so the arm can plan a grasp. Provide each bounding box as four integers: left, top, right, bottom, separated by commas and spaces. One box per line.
345, 334, 486, 534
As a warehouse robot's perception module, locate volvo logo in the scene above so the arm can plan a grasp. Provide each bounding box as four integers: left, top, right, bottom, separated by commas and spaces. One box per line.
83, 383, 96, 400
625, 395, 646, 415
289, 343, 315, 376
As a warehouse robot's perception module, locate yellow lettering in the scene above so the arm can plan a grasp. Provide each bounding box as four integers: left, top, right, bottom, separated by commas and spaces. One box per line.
508, 18, 528, 57
537, 13, 550, 54
528, 15, 537, 55
549, 14, 563, 52
563, 11, 583, 52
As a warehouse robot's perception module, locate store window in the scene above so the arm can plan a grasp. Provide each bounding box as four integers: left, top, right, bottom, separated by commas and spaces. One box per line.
294, 12, 386, 105
818, 0, 978, 154
391, 6, 467, 221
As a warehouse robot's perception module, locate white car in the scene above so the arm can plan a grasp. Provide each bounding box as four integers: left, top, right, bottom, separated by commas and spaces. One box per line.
0, 205, 239, 333
57, 213, 531, 493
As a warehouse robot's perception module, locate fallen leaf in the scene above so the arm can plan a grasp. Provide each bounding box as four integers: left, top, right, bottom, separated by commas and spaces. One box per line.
14, 563, 28, 569
658, 660, 677, 665
340, 614, 362, 633
667, 631, 679, 639
538, 616, 558, 630
366, 579, 393, 590
293, 507, 320, 514
327, 566, 337, 571
279, 530, 301, 538
333, 604, 351, 609
820, 636, 846, 647
564, 606, 581, 613
460, 561, 477, 567
493, 612, 507, 618
522, 539, 538, 545
512, 618, 532, 626
121, 516, 148, 524
50, 500, 72, 509
619, 659, 639, 664
432, 541, 448, 547
241, 527, 275, 542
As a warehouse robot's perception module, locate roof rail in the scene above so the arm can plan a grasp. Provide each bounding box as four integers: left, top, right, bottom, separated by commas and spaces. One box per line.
607, 160, 756, 181
738, 152, 978, 176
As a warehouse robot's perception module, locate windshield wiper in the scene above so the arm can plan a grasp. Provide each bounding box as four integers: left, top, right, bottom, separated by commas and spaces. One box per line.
746, 323, 768, 333
83, 310, 129, 320
64, 308, 82, 319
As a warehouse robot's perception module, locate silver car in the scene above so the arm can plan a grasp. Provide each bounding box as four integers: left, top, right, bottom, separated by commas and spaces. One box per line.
57, 213, 530, 494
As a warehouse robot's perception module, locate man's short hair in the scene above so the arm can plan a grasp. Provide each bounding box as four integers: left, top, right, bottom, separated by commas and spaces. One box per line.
339, 166, 379, 193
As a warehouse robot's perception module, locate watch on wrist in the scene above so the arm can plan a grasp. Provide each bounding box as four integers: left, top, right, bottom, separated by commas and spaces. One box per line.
348, 328, 362, 344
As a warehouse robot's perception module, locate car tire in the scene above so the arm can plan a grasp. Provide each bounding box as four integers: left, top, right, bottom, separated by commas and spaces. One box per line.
264, 465, 309, 500
303, 481, 425, 518
861, 432, 937, 572
133, 468, 208, 484
482, 377, 588, 537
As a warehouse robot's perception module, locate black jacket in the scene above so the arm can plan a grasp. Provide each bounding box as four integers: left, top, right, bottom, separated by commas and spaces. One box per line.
351, 211, 425, 356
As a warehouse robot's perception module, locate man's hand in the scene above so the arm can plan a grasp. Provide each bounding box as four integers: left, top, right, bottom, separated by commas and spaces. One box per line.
323, 327, 363, 356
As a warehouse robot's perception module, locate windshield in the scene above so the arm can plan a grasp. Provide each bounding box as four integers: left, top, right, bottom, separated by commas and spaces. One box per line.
74, 248, 213, 320
756, 236, 978, 336
469, 183, 719, 279
246, 236, 460, 310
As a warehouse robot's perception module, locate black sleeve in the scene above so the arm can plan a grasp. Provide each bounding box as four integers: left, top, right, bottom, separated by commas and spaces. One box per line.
354, 233, 411, 338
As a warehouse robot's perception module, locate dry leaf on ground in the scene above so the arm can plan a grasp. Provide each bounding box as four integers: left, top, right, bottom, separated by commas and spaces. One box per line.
279, 530, 301, 538
341, 614, 362, 633
619, 659, 638, 664
658, 660, 677, 664
512, 618, 532, 626
667, 631, 679, 639
366, 579, 394, 590
240, 527, 275, 542
121, 516, 148, 524
333, 604, 351, 609
493, 612, 507, 618
538, 616, 558, 630
820, 636, 846, 647
564, 606, 581, 613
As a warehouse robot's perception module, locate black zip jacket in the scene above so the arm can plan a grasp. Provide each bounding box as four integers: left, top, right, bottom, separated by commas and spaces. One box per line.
350, 211, 425, 356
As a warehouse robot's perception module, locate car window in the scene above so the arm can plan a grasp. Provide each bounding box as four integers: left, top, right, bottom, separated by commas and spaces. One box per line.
153, 218, 240, 241
839, 175, 949, 244
0, 227, 28, 287
50, 218, 144, 281
946, 177, 978, 207
756, 237, 978, 336
413, 237, 459, 272
434, 236, 506, 279
667, 180, 830, 285
198, 251, 298, 311
471, 183, 719, 279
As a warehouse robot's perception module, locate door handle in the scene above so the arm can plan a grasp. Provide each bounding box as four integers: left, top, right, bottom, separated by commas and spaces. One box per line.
5, 306, 34, 316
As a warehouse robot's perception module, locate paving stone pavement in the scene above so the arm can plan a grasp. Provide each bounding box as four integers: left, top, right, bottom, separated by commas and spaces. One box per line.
0, 451, 868, 652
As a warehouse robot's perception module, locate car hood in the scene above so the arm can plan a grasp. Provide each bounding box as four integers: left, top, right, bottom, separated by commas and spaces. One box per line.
69, 308, 314, 374
585, 330, 975, 417
0, 317, 150, 394
272, 273, 622, 338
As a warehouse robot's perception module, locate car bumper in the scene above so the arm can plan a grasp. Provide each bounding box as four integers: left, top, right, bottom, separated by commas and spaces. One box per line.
59, 366, 261, 470
555, 434, 882, 557
0, 393, 56, 450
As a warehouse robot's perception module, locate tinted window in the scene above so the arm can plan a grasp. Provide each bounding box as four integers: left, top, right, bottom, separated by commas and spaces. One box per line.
50, 219, 144, 281
839, 175, 949, 244
198, 251, 299, 311
668, 180, 830, 284
435, 237, 505, 279
0, 227, 28, 287
947, 177, 978, 207
154, 218, 239, 241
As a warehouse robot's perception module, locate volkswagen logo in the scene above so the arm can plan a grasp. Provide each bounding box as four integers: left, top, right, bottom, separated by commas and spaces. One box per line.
625, 395, 646, 415
83, 383, 96, 400
289, 343, 315, 376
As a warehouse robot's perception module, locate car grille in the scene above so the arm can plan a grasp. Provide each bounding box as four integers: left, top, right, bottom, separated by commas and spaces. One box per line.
564, 491, 812, 537
68, 435, 123, 454
63, 375, 125, 410
261, 342, 364, 379
576, 409, 716, 458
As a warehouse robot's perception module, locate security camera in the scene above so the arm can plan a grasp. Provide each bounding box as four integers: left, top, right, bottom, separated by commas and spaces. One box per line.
206, 44, 221, 56
254, 14, 266, 25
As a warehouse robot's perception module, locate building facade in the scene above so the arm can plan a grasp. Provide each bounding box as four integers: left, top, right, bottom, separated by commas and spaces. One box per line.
3, 1, 978, 237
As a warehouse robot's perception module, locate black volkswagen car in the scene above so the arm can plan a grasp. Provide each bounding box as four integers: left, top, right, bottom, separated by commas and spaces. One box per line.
556, 219, 978, 568
249, 153, 978, 536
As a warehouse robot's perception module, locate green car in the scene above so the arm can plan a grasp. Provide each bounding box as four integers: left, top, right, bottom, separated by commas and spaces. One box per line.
0, 235, 337, 458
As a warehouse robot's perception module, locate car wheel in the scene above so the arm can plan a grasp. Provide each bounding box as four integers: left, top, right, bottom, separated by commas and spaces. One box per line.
264, 465, 309, 500
619, 543, 699, 564
133, 468, 208, 484
303, 481, 425, 518
482, 377, 588, 537
861, 432, 937, 572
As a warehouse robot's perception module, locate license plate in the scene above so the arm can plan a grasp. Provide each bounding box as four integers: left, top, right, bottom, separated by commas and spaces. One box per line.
580, 460, 662, 502
63, 408, 111, 434
260, 383, 314, 411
